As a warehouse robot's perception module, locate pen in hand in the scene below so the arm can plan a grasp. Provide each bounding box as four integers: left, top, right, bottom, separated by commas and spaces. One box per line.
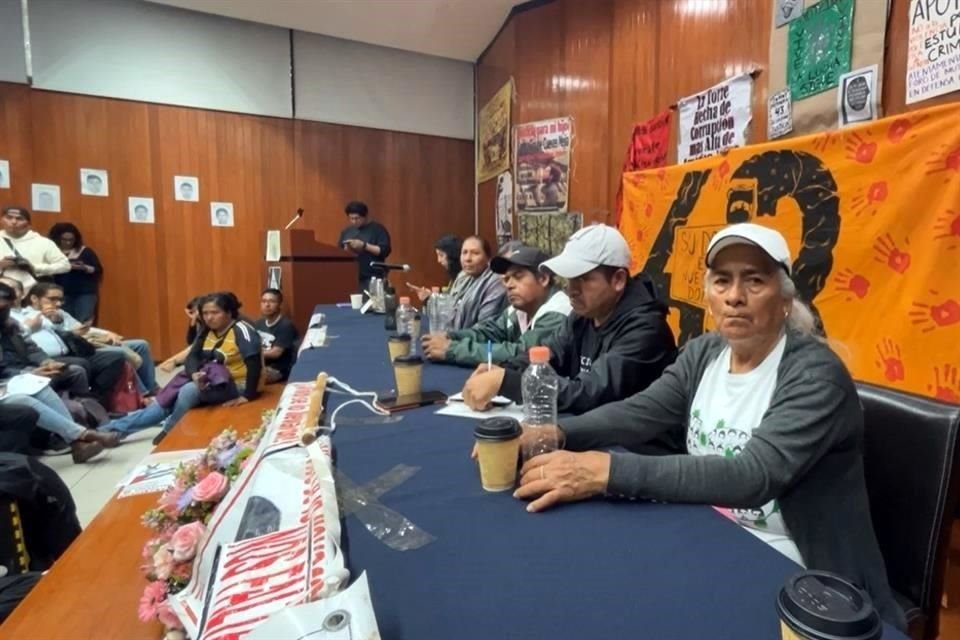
486, 340, 492, 372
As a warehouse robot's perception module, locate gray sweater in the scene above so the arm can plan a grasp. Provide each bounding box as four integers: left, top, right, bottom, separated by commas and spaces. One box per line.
560, 331, 906, 631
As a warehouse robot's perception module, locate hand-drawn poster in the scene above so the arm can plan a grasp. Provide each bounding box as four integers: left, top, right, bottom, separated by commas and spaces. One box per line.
514, 117, 572, 214
495, 171, 514, 240
677, 74, 753, 164
769, 0, 887, 136
477, 80, 512, 184
838, 65, 878, 127
768, 88, 794, 139
775, 0, 805, 27
787, 0, 855, 100
614, 111, 671, 223
518, 211, 583, 257
906, 0, 960, 104
619, 103, 960, 403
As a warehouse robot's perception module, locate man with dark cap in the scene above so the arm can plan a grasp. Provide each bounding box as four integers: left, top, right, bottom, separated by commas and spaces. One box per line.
337, 201, 392, 292
422, 244, 571, 367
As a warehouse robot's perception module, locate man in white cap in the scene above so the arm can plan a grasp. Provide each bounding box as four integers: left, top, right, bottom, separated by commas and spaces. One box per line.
462, 224, 677, 415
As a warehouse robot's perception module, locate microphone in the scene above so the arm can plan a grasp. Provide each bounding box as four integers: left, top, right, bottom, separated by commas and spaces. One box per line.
283, 207, 305, 230
370, 262, 411, 272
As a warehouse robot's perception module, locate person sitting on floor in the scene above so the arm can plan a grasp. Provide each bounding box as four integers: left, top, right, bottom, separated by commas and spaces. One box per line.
510, 224, 906, 631
21, 282, 155, 397
254, 288, 299, 383
159, 295, 206, 373
462, 224, 677, 415
104, 292, 263, 446
449, 235, 507, 331
0, 405, 38, 456
0, 277, 30, 329
422, 244, 571, 367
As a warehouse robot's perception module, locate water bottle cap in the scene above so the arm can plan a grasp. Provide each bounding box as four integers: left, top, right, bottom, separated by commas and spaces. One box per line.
529, 346, 550, 363
399, 296, 411, 305
431, 286, 440, 293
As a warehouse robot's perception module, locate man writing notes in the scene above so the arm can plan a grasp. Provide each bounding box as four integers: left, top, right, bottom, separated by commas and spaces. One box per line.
338, 201, 391, 293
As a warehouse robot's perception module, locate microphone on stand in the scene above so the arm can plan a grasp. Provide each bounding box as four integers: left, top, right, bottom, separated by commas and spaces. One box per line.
283, 207, 305, 230
370, 262, 411, 272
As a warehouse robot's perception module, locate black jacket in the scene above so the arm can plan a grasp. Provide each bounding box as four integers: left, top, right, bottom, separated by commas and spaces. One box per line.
499, 274, 677, 414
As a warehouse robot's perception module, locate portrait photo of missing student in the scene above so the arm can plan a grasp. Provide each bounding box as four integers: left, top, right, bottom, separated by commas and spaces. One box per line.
128, 197, 155, 224
211, 202, 234, 228
174, 175, 200, 202
31, 184, 61, 212
0, 159, 9, 189
80, 168, 109, 197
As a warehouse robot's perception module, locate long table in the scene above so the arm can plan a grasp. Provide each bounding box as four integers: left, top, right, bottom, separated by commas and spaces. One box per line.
293, 306, 907, 640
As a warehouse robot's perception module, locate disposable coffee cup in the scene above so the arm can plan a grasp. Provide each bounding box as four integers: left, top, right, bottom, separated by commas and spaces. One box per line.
392, 354, 423, 397
776, 571, 882, 640
473, 417, 522, 492
387, 334, 411, 361
350, 293, 364, 310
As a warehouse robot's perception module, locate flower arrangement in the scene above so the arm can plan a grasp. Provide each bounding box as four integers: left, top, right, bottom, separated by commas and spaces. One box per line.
137, 414, 271, 638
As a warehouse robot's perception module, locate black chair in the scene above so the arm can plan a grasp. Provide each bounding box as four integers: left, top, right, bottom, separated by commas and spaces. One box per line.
858, 382, 960, 640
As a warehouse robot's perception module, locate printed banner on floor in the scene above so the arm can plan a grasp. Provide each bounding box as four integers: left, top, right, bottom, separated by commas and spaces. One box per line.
614, 111, 672, 222
906, 0, 960, 104
619, 103, 960, 403
677, 73, 753, 163
477, 80, 512, 183
514, 117, 572, 214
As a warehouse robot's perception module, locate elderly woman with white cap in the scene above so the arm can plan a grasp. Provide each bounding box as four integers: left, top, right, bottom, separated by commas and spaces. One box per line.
512, 223, 906, 631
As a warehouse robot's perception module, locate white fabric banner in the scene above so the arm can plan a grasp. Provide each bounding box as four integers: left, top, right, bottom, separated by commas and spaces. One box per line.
677, 73, 753, 163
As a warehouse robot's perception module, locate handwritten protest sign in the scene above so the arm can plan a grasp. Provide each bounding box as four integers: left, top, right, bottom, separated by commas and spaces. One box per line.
677, 73, 753, 163
906, 0, 960, 104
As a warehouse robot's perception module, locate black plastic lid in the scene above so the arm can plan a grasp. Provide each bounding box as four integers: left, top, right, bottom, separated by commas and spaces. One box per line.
474, 417, 522, 441
388, 334, 411, 342
393, 355, 423, 366
776, 571, 882, 640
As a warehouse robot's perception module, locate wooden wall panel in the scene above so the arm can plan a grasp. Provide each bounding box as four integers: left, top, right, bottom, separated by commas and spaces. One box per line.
0, 83, 474, 358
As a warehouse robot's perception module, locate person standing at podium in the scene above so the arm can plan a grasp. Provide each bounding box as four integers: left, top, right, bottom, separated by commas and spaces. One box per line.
338, 201, 392, 292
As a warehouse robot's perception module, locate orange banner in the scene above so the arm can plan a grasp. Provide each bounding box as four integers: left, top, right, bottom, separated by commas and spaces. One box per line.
620, 103, 960, 403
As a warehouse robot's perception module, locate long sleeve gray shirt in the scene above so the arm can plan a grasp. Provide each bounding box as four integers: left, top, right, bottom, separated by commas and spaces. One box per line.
560, 331, 906, 631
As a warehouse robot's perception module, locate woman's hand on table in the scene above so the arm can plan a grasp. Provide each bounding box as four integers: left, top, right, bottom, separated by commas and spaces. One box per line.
514, 450, 611, 513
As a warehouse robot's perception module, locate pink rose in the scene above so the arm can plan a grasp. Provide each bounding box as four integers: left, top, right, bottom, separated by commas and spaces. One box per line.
157, 601, 184, 630
138, 581, 167, 622
171, 522, 206, 562
192, 471, 228, 502
153, 546, 175, 581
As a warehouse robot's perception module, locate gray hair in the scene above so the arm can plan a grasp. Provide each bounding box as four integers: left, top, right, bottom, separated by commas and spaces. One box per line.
704, 269, 820, 337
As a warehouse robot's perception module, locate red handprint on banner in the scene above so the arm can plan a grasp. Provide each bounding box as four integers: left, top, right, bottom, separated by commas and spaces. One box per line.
886, 114, 928, 144
711, 160, 731, 191
924, 144, 960, 183
844, 131, 878, 164
813, 131, 840, 153
909, 290, 960, 333
928, 363, 960, 403
833, 268, 870, 300
852, 181, 889, 217
872, 234, 911, 274
874, 338, 905, 383
656, 168, 667, 191
933, 209, 960, 248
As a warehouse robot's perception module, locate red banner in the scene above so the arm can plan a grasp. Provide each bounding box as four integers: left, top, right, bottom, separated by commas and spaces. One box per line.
614, 110, 672, 223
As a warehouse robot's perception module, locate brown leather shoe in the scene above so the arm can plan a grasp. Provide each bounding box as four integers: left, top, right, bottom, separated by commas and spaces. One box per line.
71, 441, 104, 464
80, 429, 121, 449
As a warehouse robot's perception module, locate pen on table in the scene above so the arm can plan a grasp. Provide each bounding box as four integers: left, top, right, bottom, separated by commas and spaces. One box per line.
486, 340, 492, 372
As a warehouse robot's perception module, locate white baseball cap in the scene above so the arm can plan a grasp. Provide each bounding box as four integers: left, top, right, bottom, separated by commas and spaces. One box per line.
705, 223, 792, 274
540, 224, 632, 278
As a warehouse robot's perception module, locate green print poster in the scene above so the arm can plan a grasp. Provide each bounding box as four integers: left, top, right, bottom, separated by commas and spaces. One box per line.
787, 0, 855, 100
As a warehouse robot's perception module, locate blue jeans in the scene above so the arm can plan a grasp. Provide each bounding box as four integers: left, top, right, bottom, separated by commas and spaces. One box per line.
65, 293, 98, 324
99, 339, 157, 395
0, 387, 86, 442
103, 381, 201, 436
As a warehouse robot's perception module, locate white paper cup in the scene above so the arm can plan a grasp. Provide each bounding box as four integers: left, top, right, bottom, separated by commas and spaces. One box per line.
350, 293, 364, 309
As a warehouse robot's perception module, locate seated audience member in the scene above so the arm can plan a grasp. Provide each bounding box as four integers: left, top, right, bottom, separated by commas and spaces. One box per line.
511, 224, 906, 631
0, 207, 69, 290
0, 277, 29, 328
20, 283, 134, 400
48, 223, 102, 323
450, 236, 507, 330
0, 405, 38, 455
254, 288, 299, 383
159, 296, 205, 373
104, 292, 263, 445
408, 234, 467, 303
463, 224, 677, 414
422, 244, 571, 367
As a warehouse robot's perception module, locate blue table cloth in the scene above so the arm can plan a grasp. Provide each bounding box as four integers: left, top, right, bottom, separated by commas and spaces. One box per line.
291, 306, 907, 640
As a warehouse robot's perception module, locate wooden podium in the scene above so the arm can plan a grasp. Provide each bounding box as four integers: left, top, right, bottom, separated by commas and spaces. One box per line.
269, 229, 357, 331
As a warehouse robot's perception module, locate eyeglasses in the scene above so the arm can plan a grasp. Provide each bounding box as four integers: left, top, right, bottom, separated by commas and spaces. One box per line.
42, 296, 64, 303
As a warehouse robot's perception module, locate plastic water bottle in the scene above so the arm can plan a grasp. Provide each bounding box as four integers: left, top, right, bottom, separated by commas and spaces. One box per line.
396, 297, 419, 353
521, 346, 559, 460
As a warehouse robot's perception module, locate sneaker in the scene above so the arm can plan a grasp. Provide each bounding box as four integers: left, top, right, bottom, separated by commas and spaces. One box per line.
152, 430, 169, 446
42, 436, 72, 456
71, 441, 105, 464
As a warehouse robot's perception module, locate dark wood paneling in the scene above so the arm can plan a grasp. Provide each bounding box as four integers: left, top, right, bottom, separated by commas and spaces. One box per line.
0, 83, 474, 357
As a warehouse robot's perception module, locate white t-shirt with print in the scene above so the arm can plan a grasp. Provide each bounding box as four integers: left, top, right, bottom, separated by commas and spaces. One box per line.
686, 334, 804, 566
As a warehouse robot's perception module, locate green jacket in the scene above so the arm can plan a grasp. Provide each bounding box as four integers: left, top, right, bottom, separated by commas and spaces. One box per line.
444, 288, 571, 367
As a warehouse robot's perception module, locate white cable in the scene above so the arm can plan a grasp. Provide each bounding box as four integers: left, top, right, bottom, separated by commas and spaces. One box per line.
326, 376, 390, 433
